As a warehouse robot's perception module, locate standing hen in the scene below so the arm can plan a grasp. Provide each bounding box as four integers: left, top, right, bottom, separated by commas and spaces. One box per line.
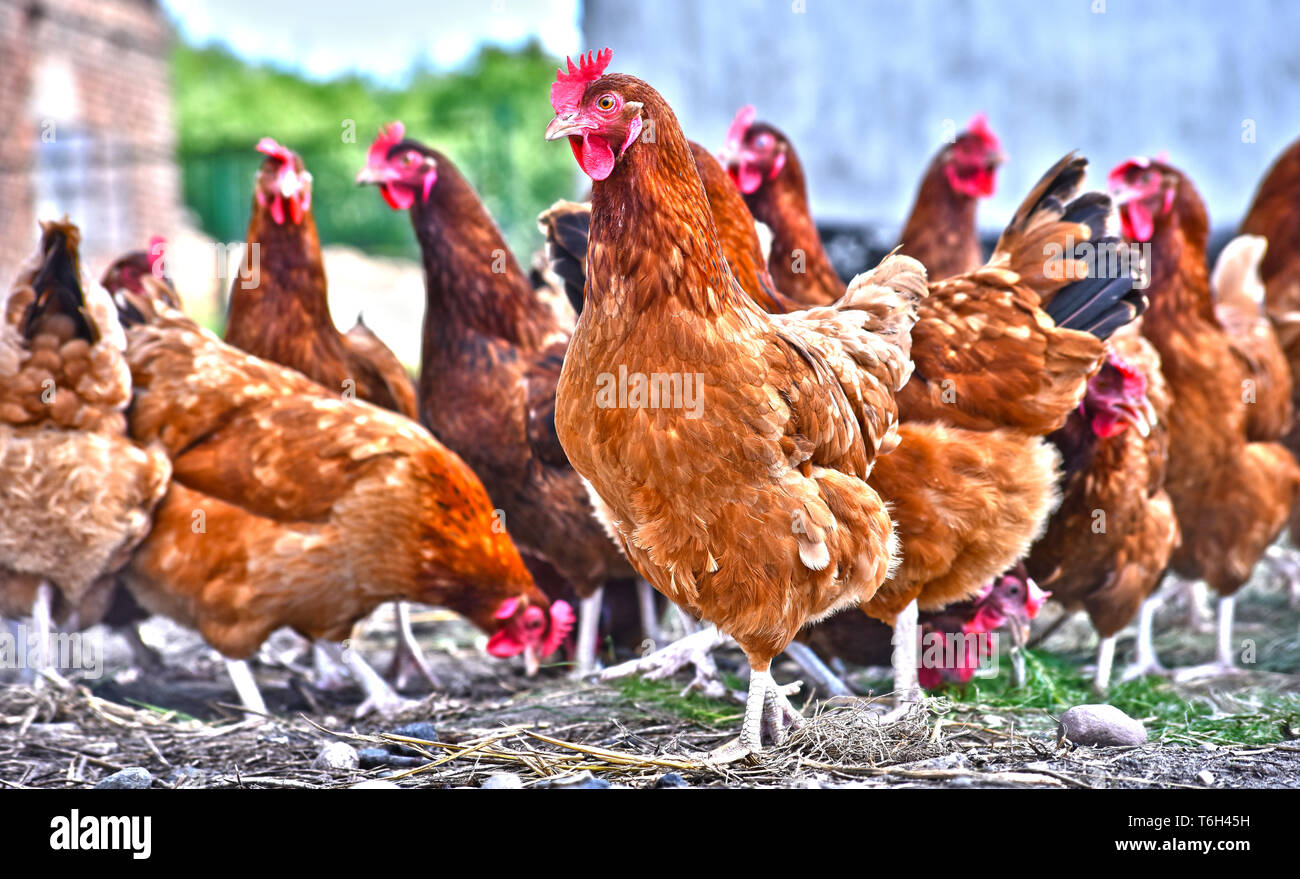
0, 222, 171, 680
356, 122, 640, 674
1110, 156, 1300, 675
223, 138, 431, 688
545, 50, 925, 758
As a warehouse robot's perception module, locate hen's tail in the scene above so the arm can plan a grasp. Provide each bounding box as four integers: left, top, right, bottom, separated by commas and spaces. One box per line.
538, 200, 592, 316
994, 153, 1146, 340
20, 221, 98, 343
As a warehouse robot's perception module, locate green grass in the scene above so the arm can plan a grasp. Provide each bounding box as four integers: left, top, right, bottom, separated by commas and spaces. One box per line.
613, 674, 745, 727
946, 650, 1300, 746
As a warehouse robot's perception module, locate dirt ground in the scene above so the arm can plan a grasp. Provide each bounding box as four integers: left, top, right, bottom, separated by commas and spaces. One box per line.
2, 578, 1298, 790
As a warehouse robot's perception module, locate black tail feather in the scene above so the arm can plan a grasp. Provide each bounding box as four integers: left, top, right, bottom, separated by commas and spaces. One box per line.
538, 201, 591, 315
1044, 237, 1147, 340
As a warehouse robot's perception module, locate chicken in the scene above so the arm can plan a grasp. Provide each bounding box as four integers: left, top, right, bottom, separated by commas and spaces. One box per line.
1211, 233, 1300, 601
355, 121, 638, 675
0, 221, 171, 682
1024, 326, 1179, 690
223, 138, 431, 688
544, 49, 926, 758
1110, 156, 1300, 675
109, 272, 572, 716
1240, 134, 1300, 387
720, 105, 842, 306
896, 114, 1003, 281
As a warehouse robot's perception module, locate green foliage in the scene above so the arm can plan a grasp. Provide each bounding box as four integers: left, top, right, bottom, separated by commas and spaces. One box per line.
613, 675, 745, 726
172, 41, 578, 258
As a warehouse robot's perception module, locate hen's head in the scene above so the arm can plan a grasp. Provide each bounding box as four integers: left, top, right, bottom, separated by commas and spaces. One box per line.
485, 595, 576, 675
356, 122, 439, 210
544, 48, 649, 182
942, 114, 1003, 199
100, 236, 167, 295
967, 569, 1050, 644
1107, 156, 1181, 243
720, 105, 791, 195
1081, 351, 1154, 439
253, 138, 312, 225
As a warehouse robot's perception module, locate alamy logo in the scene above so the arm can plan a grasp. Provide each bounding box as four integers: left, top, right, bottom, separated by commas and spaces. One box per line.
50, 811, 151, 859
594, 365, 705, 419
0, 625, 102, 678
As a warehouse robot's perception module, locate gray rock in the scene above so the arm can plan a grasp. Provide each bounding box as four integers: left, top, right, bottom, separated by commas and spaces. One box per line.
1197, 770, 1216, 786
1058, 704, 1148, 747
357, 747, 425, 769
313, 742, 360, 770
95, 767, 153, 790
389, 722, 439, 756
653, 772, 689, 789
481, 772, 524, 790
350, 779, 401, 790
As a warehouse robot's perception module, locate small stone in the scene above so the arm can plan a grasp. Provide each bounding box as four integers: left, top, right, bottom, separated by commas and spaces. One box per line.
1199, 743, 1218, 752
389, 722, 439, 755
313, 742, 360, 770
350, 779, 401, 790
358, 748, 395, 769
81, 742, 119, 757
1197, 770, 1215, 786
540, 770, 609, 789
481, 772, 524, 790
1057, 704, 1147, 747
95, 767, 153, 790
653, 772, 689, 789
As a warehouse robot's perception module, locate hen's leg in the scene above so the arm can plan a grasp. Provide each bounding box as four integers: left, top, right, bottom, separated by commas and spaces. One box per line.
572, 586, 605, 677
316, 640, 417, 718
29, 581, 60, 688
224, 658, 268, 717
1175, 596, 1243, 680
388, 602, 440, 690
879, 599, 922, 722
782, 641, 853, 698
313, 642, 351, 691
1094, 635, 1116, 693
709, 661, 803, 762
1120, 596, 1168, 681
636, 580, 664, 649
598, 625, 736, 701
1263, 545, 1300, 607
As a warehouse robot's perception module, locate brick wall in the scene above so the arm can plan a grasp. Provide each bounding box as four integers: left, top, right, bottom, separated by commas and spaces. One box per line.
0, 0, 181, 286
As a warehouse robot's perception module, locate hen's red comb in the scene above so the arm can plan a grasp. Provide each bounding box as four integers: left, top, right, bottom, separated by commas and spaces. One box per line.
1108, 156, 1151, 189
368, 121, 406, 166
147, 236, 166, 276
550, 48, 613, 115
255, 137, 297, 166
725, 105, 757, 155
964, 113, 1000, 149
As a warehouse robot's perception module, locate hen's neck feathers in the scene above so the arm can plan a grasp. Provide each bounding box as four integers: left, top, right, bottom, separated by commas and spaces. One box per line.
899, 156, 980, 278
409, 160, 552, 350
587, 83, 747, 318
225, 206, 344, 355
1141, 182, 1215, 327
742, 150, 841, 304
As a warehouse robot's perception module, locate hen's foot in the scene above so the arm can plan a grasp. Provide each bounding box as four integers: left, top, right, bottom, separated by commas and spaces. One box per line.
598, 626, 738, 702
1119, 656, 1170, 682
315, 641, 419, 718
707, 669, 803, 763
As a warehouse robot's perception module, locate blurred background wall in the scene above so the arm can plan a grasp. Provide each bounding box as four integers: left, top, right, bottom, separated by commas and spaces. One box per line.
585, 0, 1300, 245
0, 0, 183, 288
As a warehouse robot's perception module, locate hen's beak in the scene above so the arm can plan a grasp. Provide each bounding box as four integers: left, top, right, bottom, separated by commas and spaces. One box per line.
546, 113, 587, 142
355, 165, 385, 186
1114, 399, 1152, 437
523, 645, 540, 677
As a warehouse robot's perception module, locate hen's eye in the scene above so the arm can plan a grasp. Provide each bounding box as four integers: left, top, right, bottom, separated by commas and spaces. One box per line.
756, 133, 774, 149
597, 94, 616, 111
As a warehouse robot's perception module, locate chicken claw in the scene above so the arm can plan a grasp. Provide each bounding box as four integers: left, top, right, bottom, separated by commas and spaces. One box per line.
316, 641, 419, 718
598, 625, 738, 701
707, 669, 803, 763
388, 602, 442, 691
